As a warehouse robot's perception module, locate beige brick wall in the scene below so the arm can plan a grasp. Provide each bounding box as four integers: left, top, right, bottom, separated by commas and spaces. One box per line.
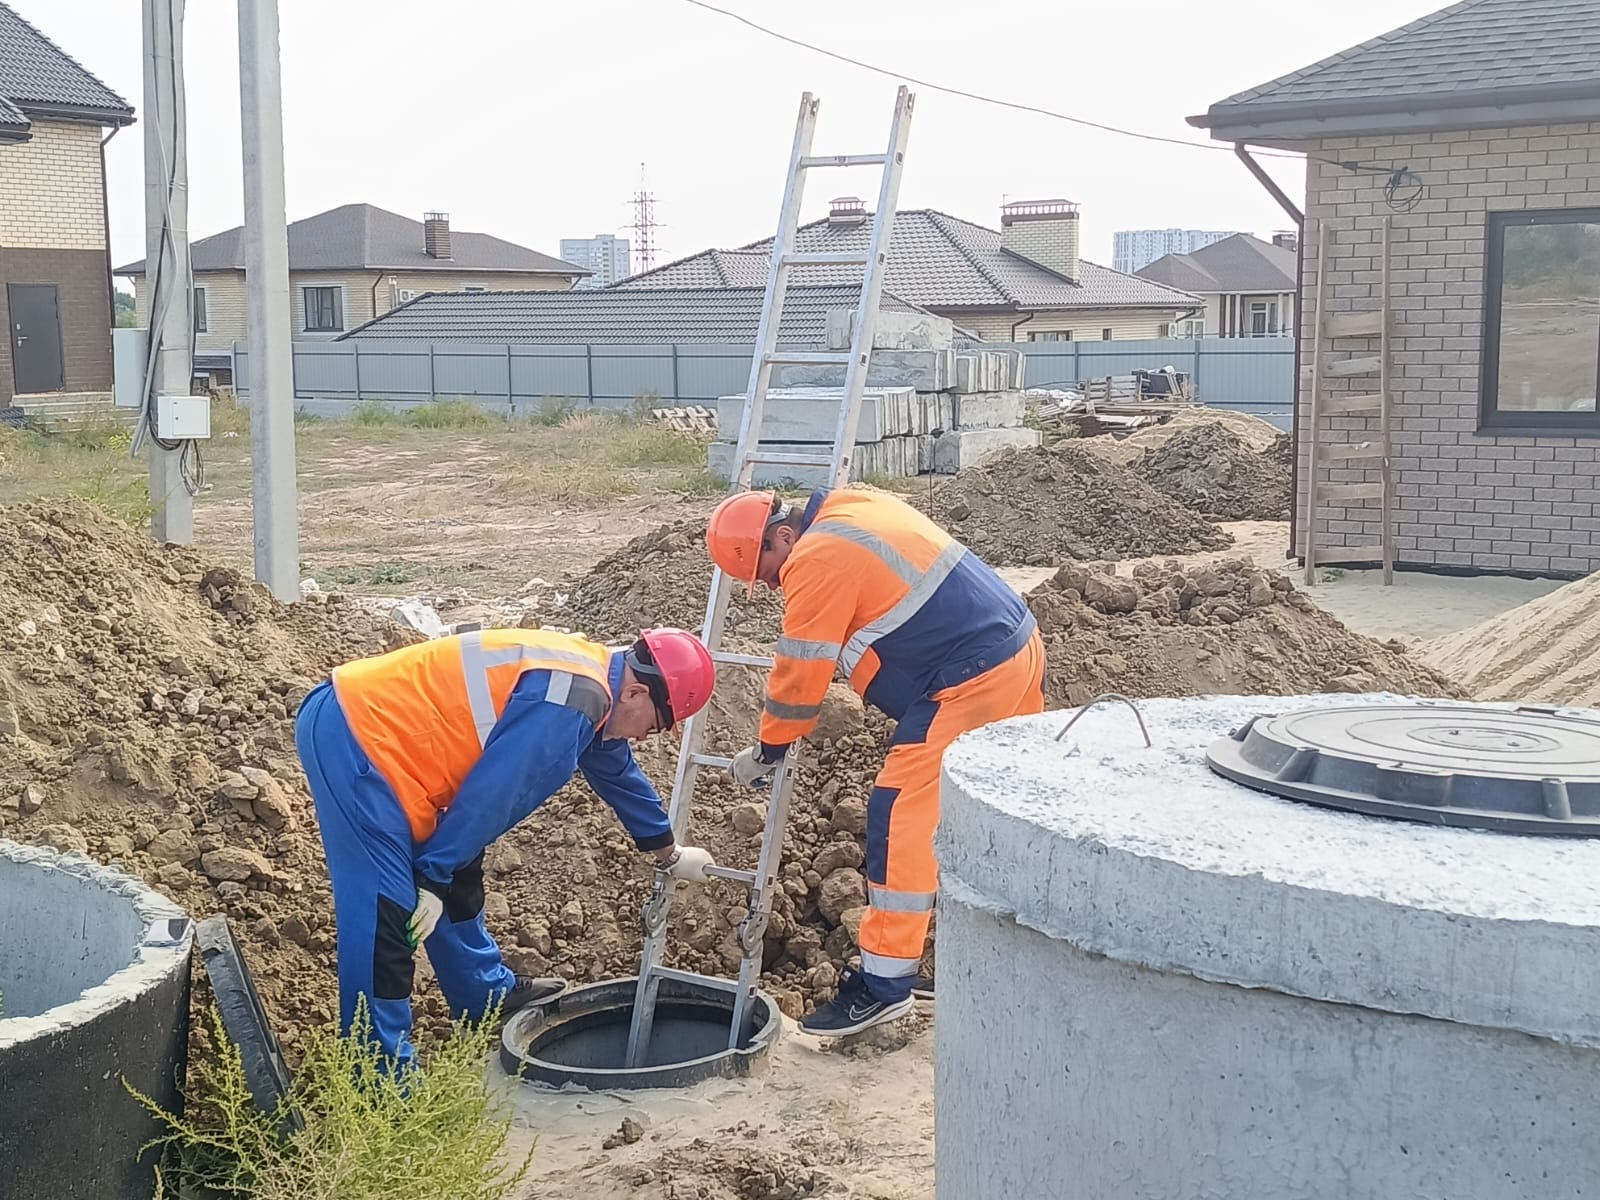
0, 120, 105, 250
949, 307, 1185, 342
1301, 121, 1600, 576
132, 271, 249, 356
1000, 217, 1081, 279
372, 270, 574, 315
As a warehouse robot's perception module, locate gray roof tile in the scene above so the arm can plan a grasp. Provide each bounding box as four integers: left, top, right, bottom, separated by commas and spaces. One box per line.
612, 209, 1197, 312
0, 3, 131, 128
1204, 0, 1600, 117
117, 203, 586, 277
1137, 234, 1296, 293
340, 285, 923, 345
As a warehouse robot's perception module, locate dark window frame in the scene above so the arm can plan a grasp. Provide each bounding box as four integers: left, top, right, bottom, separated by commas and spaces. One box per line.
302, 285, 344, 333
193, 286, 208, 334
1480, 207, 1600, 434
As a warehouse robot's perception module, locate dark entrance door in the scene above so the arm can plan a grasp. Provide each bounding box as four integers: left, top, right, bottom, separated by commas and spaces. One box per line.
8, 283, 65, 394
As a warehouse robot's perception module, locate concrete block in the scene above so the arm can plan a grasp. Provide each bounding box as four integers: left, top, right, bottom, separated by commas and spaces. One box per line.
952, 391, 1026, 430
826, 308, 956, 351
716, 387, 918, 444
771, 349, 955, 391
933, 426, 1040, 474
955, 352, 1018, 394
708, 438, 922, 487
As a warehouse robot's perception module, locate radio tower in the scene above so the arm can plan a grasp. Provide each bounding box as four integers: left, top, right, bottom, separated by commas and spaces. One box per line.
631, 163, 658, 274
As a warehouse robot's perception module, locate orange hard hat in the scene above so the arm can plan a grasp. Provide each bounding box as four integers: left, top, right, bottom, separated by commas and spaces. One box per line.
706, 490, 784, 596
635, 628, 716, 728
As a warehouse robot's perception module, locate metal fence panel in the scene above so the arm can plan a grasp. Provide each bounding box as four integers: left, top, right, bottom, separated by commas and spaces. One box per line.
511, 344, 589, 403
676, 344, 756, 403
589, 345, 676, 408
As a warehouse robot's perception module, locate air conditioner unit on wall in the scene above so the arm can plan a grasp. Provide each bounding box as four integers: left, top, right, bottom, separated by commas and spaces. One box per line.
397, 289, 418, 303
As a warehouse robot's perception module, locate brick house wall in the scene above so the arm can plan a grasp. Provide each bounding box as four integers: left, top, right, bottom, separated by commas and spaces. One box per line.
1301, 121, 1600, 576
951, 308, 1186, 342
0, 119, 113, 404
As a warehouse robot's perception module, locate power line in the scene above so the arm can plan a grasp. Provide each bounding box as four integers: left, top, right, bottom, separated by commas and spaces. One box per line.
675, 0, 1307, 162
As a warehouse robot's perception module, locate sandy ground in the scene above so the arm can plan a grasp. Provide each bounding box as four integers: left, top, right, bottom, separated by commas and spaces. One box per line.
499, 1012, 935, 1200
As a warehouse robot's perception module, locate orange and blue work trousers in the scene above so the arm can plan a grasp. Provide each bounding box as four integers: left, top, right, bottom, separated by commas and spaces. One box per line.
859, 627, 1046, 1002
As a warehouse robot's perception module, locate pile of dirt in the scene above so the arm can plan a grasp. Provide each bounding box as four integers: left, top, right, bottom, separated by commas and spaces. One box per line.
1076, 407, 1285, 467
1130, 422, 1293, 521
1419, 571, 1600, 706
1026, 557, 1461, 707
924, 442, 1233, 567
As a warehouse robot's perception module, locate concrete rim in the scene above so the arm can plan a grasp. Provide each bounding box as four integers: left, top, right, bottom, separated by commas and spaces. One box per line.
0, 838, 193, 1049
939, 695, 1600, 1047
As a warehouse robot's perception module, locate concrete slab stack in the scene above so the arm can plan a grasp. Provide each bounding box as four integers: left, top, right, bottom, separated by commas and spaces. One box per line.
708, 313, 1039, 487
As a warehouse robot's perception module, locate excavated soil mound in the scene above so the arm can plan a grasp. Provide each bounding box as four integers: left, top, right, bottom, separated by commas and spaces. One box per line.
1077, 407, 1285, 467
1131, 422, 1292, 521
1026, 557, 1461, 706
1419, 572, 1600, 706
925, 443, 1232, 567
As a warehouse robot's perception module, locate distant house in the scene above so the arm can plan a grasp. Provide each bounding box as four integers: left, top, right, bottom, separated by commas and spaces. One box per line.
116, 204, 588, 383
610, 198, 1200, 342
0, 4, 133, 409
1192, 0, 1600, 577
1137, 233, 1298, 337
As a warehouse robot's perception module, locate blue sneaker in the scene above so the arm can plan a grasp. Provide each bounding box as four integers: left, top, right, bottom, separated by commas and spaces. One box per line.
799, 967, 914, 1037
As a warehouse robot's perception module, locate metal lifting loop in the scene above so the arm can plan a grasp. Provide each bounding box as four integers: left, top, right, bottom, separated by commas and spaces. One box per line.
1054, 692, 1153, 748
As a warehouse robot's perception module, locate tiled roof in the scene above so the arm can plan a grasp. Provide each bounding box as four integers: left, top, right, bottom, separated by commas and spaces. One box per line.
116, 204, 587, 277
340, 284, 926, 345
0, 3, 132, 140
1137, 234, 1296, 294
612, 209, 1198, 312
1200, 0, 1600, 121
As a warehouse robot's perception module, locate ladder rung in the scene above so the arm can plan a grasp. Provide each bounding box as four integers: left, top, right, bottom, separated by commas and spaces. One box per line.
1323, 442, 1385, 461
1324, 311, 1384, 338
763, 351, 852, 366
744, 450, 835, 467
1322, 356, 1383, 379
1322, 393, 1383, 415
711, 651, 775, 668
781, 251, 870, 266
1310, 542, 1387, 558
1317, 482, 1386, 502
690, 752, 734, 769
703, 865, 759, 886
799, 154, 887, 168
650, 966, 739, 993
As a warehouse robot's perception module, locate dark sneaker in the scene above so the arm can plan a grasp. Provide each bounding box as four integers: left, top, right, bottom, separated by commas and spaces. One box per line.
911, 974, 935, 1001
799, 967, 915, 1037
500, 975, 567, 1021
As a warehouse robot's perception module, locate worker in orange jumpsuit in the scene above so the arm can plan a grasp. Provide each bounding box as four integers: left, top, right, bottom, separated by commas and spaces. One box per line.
295, 626, 718, 1066
706, 488, 1045, 1035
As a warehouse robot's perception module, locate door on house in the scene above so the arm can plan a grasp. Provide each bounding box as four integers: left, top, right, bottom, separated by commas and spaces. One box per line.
8, 283, 65, 393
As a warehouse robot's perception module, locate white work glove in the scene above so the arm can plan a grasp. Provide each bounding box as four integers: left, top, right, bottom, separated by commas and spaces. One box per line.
666, 845, 715, 882
405, 887, 444, 948
729, 745, 778, 787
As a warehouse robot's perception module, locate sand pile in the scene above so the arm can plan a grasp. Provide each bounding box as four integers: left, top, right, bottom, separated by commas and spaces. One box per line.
1077, 407, 1284, 467
1026, 557, 1460, 707
1419, 571, 1600, 706
1130, 422, 1293, 521
924, 442, 1233, 567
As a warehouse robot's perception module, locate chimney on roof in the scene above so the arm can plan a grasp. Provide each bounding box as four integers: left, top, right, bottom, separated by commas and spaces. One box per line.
829, 196, 868, 227
424, 211, 452, 260
1272, 230, 1299, 253
1001, 199, 1080, 282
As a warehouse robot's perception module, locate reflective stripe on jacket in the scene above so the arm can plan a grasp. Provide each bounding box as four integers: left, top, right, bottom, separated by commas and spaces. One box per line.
332, 629, 614, 841
760, 488, 1036, 747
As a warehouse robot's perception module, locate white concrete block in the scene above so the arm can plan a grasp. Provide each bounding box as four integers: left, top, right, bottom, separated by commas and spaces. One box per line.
716, 387, 917, 444
826, 308, 956, 351
952, 391, 1026, 430
933, 426, 1040, 473
772, 349, 955, 391
708, 439, 922, 486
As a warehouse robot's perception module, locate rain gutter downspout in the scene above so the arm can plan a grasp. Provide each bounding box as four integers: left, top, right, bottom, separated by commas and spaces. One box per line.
1234, 142, 1305, 567
101, 125, 122, 332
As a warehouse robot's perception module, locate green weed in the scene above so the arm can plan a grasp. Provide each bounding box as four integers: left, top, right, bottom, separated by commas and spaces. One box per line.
404, 400, 497, 430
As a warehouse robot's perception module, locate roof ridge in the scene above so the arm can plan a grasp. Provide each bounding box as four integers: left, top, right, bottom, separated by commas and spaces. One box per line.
0, 1, 132, 113
923, 211, 1015, 305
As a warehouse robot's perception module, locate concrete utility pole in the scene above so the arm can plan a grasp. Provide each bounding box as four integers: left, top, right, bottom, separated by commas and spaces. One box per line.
141, 0, 193, 543
237, 0, 300, 602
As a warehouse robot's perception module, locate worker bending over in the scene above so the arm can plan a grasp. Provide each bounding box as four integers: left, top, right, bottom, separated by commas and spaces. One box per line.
708, 488, 1045, 1036
296, 626, 718, 1066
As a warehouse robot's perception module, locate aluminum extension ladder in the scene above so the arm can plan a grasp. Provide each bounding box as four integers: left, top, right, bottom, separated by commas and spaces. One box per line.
624, 86, 915, 1067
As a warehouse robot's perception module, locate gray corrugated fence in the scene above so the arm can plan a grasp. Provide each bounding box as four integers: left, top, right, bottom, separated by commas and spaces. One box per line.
232, 336, 1294, 427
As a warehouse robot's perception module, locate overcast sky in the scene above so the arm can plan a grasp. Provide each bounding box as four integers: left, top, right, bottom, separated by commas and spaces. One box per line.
29, 0, 1446, 277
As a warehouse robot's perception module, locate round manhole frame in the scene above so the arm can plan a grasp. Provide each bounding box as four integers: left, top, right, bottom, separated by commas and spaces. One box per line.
500, 975, 782, 1091
1206, 702, 1600, 836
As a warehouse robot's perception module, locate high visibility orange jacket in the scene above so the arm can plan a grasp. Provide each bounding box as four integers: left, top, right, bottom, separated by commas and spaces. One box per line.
329, 628, 674, 883
759, 488, 1036, 750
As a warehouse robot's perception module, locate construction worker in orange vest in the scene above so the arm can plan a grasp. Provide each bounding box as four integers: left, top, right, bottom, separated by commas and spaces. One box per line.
294, 626, 718, 1066
706, 487, 1044, 1036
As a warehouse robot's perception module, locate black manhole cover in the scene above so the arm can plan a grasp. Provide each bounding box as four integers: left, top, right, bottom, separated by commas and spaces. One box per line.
1206, 704, 1600, 836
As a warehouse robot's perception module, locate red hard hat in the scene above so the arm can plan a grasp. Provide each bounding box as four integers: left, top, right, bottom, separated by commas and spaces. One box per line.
638, 627, 716, 726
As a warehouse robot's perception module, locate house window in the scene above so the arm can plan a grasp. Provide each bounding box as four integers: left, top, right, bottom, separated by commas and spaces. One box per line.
1482, 209, 1600, 431
1028, 330, 1073, 342
193, 286, 208, 334
1102, 328, 1113, 341
302, 285, 344, 333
